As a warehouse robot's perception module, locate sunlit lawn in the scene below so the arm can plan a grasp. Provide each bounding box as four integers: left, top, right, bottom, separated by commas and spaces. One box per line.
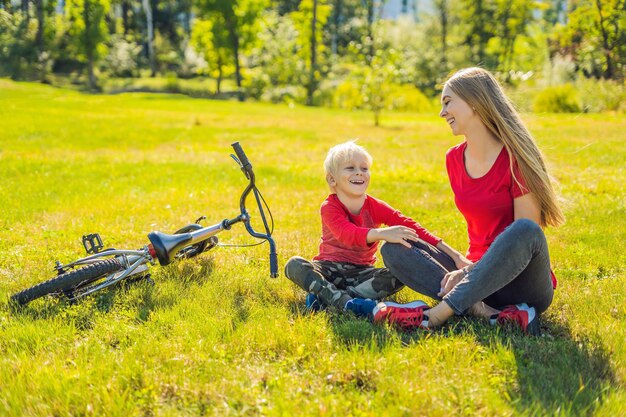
0, 79, 624, 416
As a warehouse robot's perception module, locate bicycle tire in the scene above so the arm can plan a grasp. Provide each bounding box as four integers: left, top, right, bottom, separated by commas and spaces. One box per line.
11, 258, 123, 306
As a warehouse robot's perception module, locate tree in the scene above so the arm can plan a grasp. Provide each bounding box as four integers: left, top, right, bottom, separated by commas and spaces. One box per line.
433, 0, 449, 71
0, 9, 38, 79
292, 0, 331, 105
196, 0, 268, 101
560, 0, 626, 80
191, 18, 231, 94
141, 0, 155, 76
460, 0, 494, 66
67, 0, 109, 90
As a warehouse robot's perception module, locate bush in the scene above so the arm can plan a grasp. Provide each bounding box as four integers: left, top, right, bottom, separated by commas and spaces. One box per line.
576, 78, 625, 113
103, 35, 142, 77
332, 79, 363, 110
242, 68, 270, 100
388, 84, 436, 113
261, 85, 305, 104
178, 41, 207, 79
533, 84, 581, 113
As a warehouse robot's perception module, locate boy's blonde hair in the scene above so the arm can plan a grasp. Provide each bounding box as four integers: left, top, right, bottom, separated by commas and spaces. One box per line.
324, 141, 373, 180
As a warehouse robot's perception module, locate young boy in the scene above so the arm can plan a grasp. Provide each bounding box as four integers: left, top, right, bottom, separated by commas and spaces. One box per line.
284, 141, 467, 330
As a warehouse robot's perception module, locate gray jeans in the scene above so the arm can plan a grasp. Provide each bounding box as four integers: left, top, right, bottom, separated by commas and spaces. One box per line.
381, 219, 554, 315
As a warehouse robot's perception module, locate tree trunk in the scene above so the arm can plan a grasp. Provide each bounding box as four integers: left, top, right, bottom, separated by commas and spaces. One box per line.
122, 0, 130, 35
366, 0, 374, 64
226, 17, 243, 102
306, 0, 318, 106
84, 0, 97, 90
35, 0, 46, 81
331, 0, 342, 56
437, 0, 448, 70
216, 55, 223, 95
142, 0, 156, 77
595, 0, 615, 79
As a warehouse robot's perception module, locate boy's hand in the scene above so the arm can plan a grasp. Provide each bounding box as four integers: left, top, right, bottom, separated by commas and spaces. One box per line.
367, 226, 418, 248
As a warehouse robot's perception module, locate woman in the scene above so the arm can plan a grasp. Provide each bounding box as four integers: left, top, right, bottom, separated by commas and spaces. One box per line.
380, 67, 564, 334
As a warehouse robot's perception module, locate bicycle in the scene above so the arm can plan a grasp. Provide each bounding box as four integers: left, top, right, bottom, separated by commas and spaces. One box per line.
11, 142, 278, 306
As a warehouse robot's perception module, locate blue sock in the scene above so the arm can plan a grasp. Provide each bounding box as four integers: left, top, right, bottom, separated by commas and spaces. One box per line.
344, 298, 377, 318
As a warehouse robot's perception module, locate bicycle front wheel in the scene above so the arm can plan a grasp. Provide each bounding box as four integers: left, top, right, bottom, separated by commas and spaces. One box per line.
11, 258, 123, 306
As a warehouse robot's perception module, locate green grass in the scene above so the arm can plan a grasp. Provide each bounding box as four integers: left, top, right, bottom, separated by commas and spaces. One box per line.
0, 78, 624, 416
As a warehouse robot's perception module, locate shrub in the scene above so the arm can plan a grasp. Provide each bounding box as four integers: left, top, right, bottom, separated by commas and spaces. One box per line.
388, 84, 436, 113
261, 85, 305, 104
178, 41, 207, 79
576, 78, 625, 113
533, 84, 581, 113
332, 79, 363, 110
103, 35, 142, 77
242, 68, 270, 100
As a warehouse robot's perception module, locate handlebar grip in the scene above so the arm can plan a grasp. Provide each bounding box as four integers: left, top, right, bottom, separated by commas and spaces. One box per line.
231, 142, 251, 169
269, 252, 278, 278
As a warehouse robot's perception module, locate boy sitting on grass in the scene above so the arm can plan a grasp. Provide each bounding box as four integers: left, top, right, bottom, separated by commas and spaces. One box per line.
284, 141, 468, 329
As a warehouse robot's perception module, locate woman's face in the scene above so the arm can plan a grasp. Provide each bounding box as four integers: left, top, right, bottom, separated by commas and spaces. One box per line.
439, 84, 476, 136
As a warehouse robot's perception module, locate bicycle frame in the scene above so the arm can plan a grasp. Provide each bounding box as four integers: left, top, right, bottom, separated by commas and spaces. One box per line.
22, 142, 277, 303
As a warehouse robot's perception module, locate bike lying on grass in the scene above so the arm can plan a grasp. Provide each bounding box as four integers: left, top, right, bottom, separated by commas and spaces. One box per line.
11, 142, 278, 306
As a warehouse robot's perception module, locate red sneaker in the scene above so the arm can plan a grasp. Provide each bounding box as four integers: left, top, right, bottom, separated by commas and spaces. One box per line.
491, 303, 540, 335
372, 301, 430, 330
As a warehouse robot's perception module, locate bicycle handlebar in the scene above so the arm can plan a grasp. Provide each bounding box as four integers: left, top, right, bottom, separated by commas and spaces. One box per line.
232, 141, 252, 173
231, 142, 278, 278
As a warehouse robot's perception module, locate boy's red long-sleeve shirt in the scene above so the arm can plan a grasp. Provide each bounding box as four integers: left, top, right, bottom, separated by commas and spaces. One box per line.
313, 194, 441, 266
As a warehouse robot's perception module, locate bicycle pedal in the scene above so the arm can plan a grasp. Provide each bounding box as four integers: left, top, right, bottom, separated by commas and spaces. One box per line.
82, 233, 104, 254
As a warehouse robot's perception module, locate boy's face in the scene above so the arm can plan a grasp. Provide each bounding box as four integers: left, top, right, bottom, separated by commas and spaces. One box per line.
328, 153, 371, 198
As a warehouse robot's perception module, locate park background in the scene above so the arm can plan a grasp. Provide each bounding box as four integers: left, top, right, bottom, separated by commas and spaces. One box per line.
1, 0, 625, 416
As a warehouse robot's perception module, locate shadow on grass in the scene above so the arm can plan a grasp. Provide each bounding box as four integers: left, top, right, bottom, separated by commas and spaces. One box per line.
468, 317, 615, 416
288, 299, 615, 415
286, 298, 430, 351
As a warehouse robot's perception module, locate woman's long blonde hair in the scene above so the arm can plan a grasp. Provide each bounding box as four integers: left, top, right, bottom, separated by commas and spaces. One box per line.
445, 67, 564, 227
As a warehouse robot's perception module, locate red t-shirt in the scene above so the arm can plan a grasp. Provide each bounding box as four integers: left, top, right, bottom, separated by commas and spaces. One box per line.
446, 142, 557, 288
313, 194, 441, 265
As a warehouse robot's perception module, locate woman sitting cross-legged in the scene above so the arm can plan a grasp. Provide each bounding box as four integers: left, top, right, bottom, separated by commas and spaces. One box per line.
381, 67, 565, 335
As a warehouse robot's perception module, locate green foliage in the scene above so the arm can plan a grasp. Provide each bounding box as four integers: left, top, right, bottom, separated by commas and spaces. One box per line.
66, 0, 110, 62
243, 10, 303, 100
153, 30, 179, 73
576, 77, 626, 112
533, 84, 582, 113
0, 10, 38, 79
103, 34, 142, 77
553, 0, 626, 80
191, 18, 231, 87
291, 0, 331, 65
291, 0, 332, 87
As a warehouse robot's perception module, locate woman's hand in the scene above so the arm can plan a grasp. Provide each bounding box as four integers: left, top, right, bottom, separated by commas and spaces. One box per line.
367, 226, 418, 248
454, 256, 473, 270
438, 269, 466, 297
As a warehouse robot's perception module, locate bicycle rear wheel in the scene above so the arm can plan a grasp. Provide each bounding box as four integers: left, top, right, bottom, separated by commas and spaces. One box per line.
11, 258, 123, 305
